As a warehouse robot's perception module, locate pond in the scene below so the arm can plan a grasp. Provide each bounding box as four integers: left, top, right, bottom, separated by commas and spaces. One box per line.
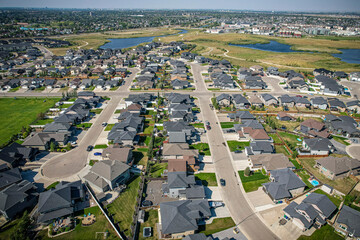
332, 49, 360, 64
100, 29, 188, 50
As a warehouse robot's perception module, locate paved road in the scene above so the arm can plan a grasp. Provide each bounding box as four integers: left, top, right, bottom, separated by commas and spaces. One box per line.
346, 144, 360, 159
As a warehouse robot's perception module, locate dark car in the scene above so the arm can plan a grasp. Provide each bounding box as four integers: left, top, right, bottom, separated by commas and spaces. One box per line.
86, 145, 93, 151
234, 150, 242, 153
142, 200, 153, 207
206, 125, 211, 130
94, 152, 102, 156
220, 178, 226, 186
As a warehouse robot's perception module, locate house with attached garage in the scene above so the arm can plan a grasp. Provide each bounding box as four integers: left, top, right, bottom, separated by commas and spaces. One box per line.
245, 141, 274, 156
216, 93, 231, 107
262, 168, 306, 202
334, 205, 360, 239
283, 193, 337, 231
0, 166, 22, 190
294, 96, 311, 108
0, 142, 38, 168
169, 111, 194, 123
171, 79, 189, 89
162, 143, 199, 160
278, 95, 295, 107
261, 93, 278, 106
228, 110, 256, 122
310, 97, 328, 110
314, 75, 344, 96
287, 77, 308, 91
299, 138, 335, 156
324, 114, 360, 138
102, 146, 133, 164
22, 132, 69, 150
163, 121, 195, 142
300, 119, 330, 138
249, 153, 295, 173
83, 160, 130, 193
315, 156, 360, 180
328, 98, 347, 112
277, 112, 295, 121
248, 95, 264, 108
232, 94, 250, 109
349, 72, 360, 82
346, 100, 360, 113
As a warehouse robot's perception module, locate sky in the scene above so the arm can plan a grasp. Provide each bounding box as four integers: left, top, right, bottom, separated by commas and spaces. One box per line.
0, 0, 359, 12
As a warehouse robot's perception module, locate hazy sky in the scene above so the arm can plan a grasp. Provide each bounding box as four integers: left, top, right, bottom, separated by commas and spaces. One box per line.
0, 0, 359, 12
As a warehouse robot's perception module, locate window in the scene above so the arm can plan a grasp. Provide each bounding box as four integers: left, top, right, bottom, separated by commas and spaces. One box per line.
339, 224, 347, 231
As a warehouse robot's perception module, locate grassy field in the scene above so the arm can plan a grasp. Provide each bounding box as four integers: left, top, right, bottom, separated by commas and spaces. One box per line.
35, 206, 118, 240
198, 217, 236, 236
298, 157, 358, 193
238, 170, 270, 192
107, 177, 141, 238
313, 189, 342, 208
227, 141, 250, 152
0, 97, 60, 147
33, 118, 54, 125
297, 224, 343, 240
138, 209, 158, 240
105, 124, 115, 131
195, 173, 218, 186
277, 132, 303, 145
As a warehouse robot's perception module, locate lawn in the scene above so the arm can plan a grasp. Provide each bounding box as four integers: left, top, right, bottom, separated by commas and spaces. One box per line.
138, 209, 158, 240
94, 144, 108, 149
76, 123, 93, 129
296, 170, 313, 189
143, 125, 154, 134
89, 160, 98, 166
133, 150, 148, 166
105, 124, 115, 131
0, 219, 20, 240
195, 173, 218, 186
313, 189, 342, 208
290, 159, 302, 169
238, 170, 270, 192
35, 206, 118, 240
189, 143, 211, 156
45, 181, 60, 190
0, 97, 60, 147
198, 217, 235, 236
269, 133, 282, 144
32, 118, 54, 125
149, 163, 168, 178
220, 122, 238, 129
107, 177, 141, 238
8, 86, 20, 92
298, 157, 358, 193
90, 109, 103, 114
278, 131, 302, 145
227, 141, 250, 152
109, 86, 119, 91
275, 145, 290, 155
297, 224, 343, 240
190, 123, 205, 128
332, 136, 350, 146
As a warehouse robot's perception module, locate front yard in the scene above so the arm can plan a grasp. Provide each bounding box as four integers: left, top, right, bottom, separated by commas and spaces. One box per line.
227, 141, 250, 152
220, 122, 239, 129
238, 170, 270, 192
297, 224, 343, 240
198, 217, 235, 236
189, 143, 211, 156
195, 173, 218, 186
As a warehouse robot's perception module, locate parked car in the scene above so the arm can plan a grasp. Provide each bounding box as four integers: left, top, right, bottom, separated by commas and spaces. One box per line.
94, 152, 102, 156
234, 150, 242, 153
233, 227, 240, 234
86, 145, 93, 151
205, 121, 210, 126
142, 200, 153, 207
102, 122, 107, 127
206, 125, 211, 130
220, 178, 226, 186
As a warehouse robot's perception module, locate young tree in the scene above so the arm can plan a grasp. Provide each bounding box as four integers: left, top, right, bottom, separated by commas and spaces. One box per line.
50, 141, 56, 152
244, 167, 251, 177
10, 211, 31, 240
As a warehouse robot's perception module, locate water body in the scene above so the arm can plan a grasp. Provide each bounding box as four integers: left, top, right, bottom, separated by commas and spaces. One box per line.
332, 49, 360, 64
100, 29, 188, 49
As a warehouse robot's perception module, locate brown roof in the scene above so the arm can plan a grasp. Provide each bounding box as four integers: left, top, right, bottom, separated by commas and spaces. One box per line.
277, 112, 294, 119
168, 159, 187, 172
250, 129, 270, 140
301, 119, 324, 131
316, 156, 360, 175
162, 143, 198, 157
102, 146, 132, 163
127, 103, 142, 111
183, 155, 196, 165
250, 153, 294, 172
308, 129, 330, 138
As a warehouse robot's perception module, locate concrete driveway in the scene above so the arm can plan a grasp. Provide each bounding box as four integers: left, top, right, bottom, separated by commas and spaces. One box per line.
330, 139, 347, 154
205, 186, 222, 201
247, 188, 275, 208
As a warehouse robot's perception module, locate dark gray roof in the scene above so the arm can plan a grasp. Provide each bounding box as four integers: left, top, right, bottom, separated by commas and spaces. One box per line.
304, 138, 334, 151
0, 168, 22, 189
337, 205, 360, 238
228, 111, 255, 121
303, 193, 337, 218
0, 180, 36, 213
167, 172, 196, 189
311, 97, 327, 106
182, 233, 212, 240
169, 132, 187, 143
216, 93, 231, 102
283, 201, 313, 229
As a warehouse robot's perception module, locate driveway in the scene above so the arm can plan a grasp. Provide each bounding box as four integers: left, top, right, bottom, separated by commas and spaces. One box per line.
211, 227, 248, 240
205, 186, 222, 201
247, 188, 275, 209
330, 139, 347, 154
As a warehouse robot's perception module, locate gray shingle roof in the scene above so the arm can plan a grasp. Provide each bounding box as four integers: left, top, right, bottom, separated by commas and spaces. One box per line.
90, 160, 130, 182
337, 205, 360, 238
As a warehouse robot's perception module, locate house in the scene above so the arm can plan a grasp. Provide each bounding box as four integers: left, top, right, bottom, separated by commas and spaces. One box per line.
240, 127, 271, 141
324, 114, 360, 138
279, 95, 295, 107
162, 172, 205, 199
83, 160, 130, 193
287, 78, 308, 91
183, 233, 212, 240
169, 111, 194, 123
0, 167, 22, 190
168, 156, 198, 173
315, 156, 360, 180
334, 205, 360, 239
314, 75, 344, 96
162, 143, 198, 160
250, 65, 264, 72
349, 72, 360, 82
328, 98, 347, 112
261, 93, 278, 106
262, 168, 306, 202
283, 193, 337, 231
102, 146, 133, 164
277, 112, 294, 121
163, 121, 195, 142
171, 79, 189, 89
248, 95, 264, 108
294, 97, 311, 108
216, 93, 231, 107
300, 119, 329, 138
228, 111, 255, 122
0, 180, 38, 220
37, 181, 85, 223
245, 141, 274, 156
299, 138, 334, 156
159, 200, 211, 238
0, 142, 38, 168
311, 97, 328, 110
249, 153, 295, 173
347, 100, 360, 113
22, 132, 69, 150
78, 91, 95, 99
232, 94, 250, 109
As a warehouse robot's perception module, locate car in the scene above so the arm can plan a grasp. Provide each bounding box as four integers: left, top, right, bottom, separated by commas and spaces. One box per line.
102, 122, 107, 127
94, 152, 102, 156
220, 178, 226, 186
70, 141, 77, 145
296, 95, 302, 98
234, 150, 242, 153
206, 125, 211, 130
143, 227, 152, 237
86, 145, 93, 151
233, 227, 240, 234
142, 200, 153, 207
205, 121, 210, 126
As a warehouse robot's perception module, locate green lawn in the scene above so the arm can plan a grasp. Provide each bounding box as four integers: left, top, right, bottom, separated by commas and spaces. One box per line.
45, 181, 60, 190
269, 133, 282, 144
190, 123, 205, 128
105, 124, 115, 131
143, 125, 154, 134
94, 144, 108, 149
89, 160, 98, 166
139, 210, 159, 240
296, 170, 313, 189
238, 170, 270, 192
220, 122, 238, 129
278, 132, 302, 145
0, 219, 20, 240
110, 86, 119, 91
195, 173, 218, 186
190, 143, 211, 156
227, 141, 250, 152
133, 150, 148, 166
60, 103, 73, 109
332, 136, 350, 146
76, 123, 93, 129
90, 109, 103, 114
8, 86, 20, 92
290, 159, 302, 169
313, 189, 342, 208
35, 206, 118, 240
107, 177, 141, 238
297, 224, 343, 240
0, 97, 60, 147
275, 145, 290, 155
32, 118, 54, 125
149, 163, 168, 178
198, 217, 235, 236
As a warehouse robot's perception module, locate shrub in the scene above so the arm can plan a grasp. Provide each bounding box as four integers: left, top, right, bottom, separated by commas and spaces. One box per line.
244, 167, 251, 177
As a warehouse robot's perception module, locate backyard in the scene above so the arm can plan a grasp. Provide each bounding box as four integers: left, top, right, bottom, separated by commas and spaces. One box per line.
195, 173, 218, 186
297, 224, 343, 240
149, 162, 168, 178
0, 97, 60, 147
227, 141, 250, 152
238, 170, 269, 192
138, 209, 158, 240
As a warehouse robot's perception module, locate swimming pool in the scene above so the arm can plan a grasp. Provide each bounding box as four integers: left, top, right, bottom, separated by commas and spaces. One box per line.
310, 179, 319, 186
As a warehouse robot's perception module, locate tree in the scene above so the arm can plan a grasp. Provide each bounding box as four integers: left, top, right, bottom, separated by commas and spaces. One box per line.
66, 142, 72, 151
50, 141, 56, 152
244, 167, 251, 177
10, 211, 31, 240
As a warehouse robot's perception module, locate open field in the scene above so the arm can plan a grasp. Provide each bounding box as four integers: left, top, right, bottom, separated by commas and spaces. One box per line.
0, 97, 60, 147
160, 31, 360, 72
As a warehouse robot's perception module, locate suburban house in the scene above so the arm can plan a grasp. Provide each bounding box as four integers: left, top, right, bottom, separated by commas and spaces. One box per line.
159, 200, 211, 238
300, 119, 330, 138
347, 100, 360, 113
311, 97, 328, 110
171, 79, 189, 89
0, 166, 22, 190
0, 180, 38, 220
163, 121, 195, 142
22, 132, 69, 150
261, 93, 278, 106
283, 193, 337, 231
162, 172, 205, 199
334, 205, 360, 239
216, 93, 231, 107
324, 114, 360, 138
350, 72, 360, 82
315, 156, 360, 180
232, 94, 250, 109
167, 156, 199, 173
299, 138, 335, 156
279, 95, 295, 107
102, 146, 133, 164
262, 168, 306, 202
183, 233, 212, 240
245, 141, 274, 156
239, 127, 271, 141
249, 153, 295, 173
277, 112, 294, 121
228, 111, 255, 122
37, 181, 85, 223
328, 98, 347, 112
0, 142, 38, 168
248, 95, 264, 108
162, 143, 199, 160
83, 160, 130, 193
314, 75, 344, 96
